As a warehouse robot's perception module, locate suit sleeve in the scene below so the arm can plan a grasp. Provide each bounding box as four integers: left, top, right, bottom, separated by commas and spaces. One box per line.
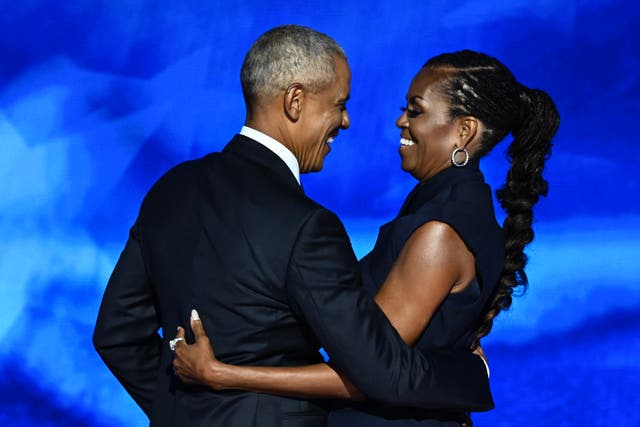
92, 223, 162, 418
286, 209, 493, 410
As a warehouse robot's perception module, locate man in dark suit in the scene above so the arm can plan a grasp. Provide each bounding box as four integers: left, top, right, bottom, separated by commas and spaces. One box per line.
93, 25, 492, 426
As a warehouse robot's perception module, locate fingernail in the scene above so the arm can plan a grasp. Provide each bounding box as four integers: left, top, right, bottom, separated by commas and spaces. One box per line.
191, 309, 200, 321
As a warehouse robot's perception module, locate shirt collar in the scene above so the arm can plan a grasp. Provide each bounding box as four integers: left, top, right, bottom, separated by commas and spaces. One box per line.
239, 126, 300, 185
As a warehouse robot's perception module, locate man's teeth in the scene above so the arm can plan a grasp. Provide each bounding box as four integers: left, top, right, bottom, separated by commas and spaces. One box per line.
400, 138, 415, 146
327, 137, 334, 144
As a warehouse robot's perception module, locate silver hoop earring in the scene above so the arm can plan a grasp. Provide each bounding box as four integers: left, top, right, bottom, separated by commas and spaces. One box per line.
451, 147, 469, 167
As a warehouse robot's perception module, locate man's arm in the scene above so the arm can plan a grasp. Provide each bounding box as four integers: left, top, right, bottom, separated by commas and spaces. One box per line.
285, 209, 493, 410
93, 224, 162, 418
171, 219, 490, 404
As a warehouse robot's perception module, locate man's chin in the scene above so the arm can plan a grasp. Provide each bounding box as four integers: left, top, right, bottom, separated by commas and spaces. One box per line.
301, 157, 327, 174
304, 164, 324, 173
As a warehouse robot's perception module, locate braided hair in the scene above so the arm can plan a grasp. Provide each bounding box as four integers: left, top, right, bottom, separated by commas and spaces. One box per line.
423, 50, 560, 350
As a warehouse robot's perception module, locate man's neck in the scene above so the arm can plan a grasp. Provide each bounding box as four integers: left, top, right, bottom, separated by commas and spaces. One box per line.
239, 125, 301, 185
245, 115, 289, 149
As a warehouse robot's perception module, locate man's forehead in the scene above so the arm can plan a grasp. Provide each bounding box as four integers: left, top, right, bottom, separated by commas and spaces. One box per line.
336, 65, 351, 93
333, 84, 350, 102
334, 56, 351, 75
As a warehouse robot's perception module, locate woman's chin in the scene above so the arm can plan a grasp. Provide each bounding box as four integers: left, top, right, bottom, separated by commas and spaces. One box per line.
399, 162, 414, 176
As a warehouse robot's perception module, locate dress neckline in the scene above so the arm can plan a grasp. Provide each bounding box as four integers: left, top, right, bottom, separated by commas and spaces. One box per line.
398, 159, 484, 216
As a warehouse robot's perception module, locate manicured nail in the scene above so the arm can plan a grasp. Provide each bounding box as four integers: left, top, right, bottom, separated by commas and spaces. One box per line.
191, 309, 200, 321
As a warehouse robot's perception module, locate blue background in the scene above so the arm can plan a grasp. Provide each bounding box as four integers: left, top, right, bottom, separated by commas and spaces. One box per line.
1, 1, 639, 425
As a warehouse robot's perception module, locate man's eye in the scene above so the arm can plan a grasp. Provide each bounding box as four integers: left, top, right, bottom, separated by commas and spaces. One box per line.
400, 106, 421, 118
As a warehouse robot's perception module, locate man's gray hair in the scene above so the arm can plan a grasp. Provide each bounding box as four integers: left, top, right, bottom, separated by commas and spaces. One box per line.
241, 25, 346, 104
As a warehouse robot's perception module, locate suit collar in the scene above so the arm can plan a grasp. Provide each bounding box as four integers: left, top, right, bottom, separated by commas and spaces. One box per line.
223, 134, 302, 192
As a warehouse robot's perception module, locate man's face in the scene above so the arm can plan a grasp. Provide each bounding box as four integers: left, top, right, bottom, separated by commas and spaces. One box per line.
295, 56, 351, 173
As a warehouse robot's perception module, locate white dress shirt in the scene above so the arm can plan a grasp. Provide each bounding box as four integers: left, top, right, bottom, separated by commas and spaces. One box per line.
239, 126, 300, 185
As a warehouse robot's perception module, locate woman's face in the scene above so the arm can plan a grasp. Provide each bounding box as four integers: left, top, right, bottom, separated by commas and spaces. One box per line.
396, 68, 463, 181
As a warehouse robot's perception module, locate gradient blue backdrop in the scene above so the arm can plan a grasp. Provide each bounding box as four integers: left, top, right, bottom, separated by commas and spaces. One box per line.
1, 1, 639, 426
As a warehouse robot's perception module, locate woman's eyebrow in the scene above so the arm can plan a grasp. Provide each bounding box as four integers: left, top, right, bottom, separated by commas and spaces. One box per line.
407, 95, 424, 103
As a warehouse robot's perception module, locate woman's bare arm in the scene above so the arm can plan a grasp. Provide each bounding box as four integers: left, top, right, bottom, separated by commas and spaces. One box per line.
173, 316, 363, 399
173, 221, 476, 399
373, 221, 475, 344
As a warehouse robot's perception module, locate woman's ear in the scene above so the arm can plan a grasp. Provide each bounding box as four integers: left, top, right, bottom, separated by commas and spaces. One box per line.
284, 83, 304, 122
459, 116, 479, 148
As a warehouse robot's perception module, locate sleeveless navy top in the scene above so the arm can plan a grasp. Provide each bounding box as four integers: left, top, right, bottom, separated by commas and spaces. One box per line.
329, 161, 504, 426
360, 160, 504, 351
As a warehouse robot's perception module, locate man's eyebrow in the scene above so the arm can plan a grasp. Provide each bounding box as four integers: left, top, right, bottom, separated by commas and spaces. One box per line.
407, 95, 424, 103
338, 95, 350, 103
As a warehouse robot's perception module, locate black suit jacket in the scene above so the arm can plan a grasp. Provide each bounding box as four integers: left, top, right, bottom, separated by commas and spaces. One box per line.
93, 135, 493, 427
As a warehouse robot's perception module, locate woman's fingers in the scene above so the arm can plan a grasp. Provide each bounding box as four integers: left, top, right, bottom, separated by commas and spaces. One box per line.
172, 313, 214, 386
169, 326, 186, 351
173, 340, 194, 383
190, 309, 208, 341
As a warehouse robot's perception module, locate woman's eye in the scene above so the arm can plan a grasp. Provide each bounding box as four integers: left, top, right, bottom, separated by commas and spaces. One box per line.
400, 106, 421, 118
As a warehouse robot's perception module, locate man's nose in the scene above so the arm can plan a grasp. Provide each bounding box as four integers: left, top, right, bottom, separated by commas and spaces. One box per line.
341, 110, 350, 129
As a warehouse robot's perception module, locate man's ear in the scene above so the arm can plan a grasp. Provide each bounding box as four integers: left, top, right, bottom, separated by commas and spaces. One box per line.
459, 116, 479, 148
284, 83, 304, 122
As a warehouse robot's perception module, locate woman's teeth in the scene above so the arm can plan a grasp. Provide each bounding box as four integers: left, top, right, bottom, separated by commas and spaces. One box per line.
327, 137, 334, 144
400, 138, 415, 146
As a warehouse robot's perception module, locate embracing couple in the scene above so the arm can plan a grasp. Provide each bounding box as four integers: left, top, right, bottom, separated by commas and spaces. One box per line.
93, 25, 559, 426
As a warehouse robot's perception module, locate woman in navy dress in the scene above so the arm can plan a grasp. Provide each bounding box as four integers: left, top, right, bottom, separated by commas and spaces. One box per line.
172, 50, 559, 425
